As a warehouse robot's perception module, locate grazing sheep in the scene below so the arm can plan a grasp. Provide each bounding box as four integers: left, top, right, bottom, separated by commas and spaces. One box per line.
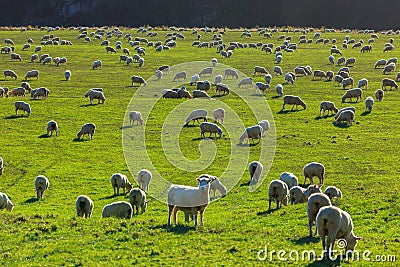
102, 201, 133, 219
105, 46, 117, 53
284, 72, 295, 84
294, 66, 308, 76
374, 59, 387, 68
268, 180, 289, 211
215, 83, 230, 95
254, 66, 268, 75
211, 58, 217, 67
224, 68, 239, 79
326, 71, 334, 81
279, 172, 298, 189
190, 74, 200, 85
303, 162, 325, 186
4, 70, 17, 80
238, 77, 253, 88
248, 161, 263, 185
129, 111, 143, 126
184, 109, 207, 126
57, 57, 67, 66
177, 87, 192, 99
0, 157, 3, 175
307, 193, 332, 237
275, 84, 284, 97
328, 55, 334, 65
254, 82, 269, 94
365, 96, 374, 111
76, 195, 94, 218
15, 101, 31, 116
330, 48, 342, 56
383, 63, 396, 74
138, 57, 144, 67
154, 70, 162, 80
110, 173, 132, 196
313, 70, 326, 80
345, 57, 356, 66
9, 87, 26, 97
264, 73, 272, 84
84, 89, 106, 105
42, 56, 52, 65
337, 57, 346, 66
383, 44, 394, 52
4, 38, 14, 45
239, 125, 263, 144
137, 169, 152, 191
10, 53, 22, 61
214, 74, 223, 85
324, 186, 343, 200
65, 70, 71, 81
258, 120, 270, 136
335, 110, 355, 126
197, 80, 211, 91
31, 87, 50, 99
335, 106, 356, 120
173, 71, 187, 81
276, 54, 282, 63
167, 174, 214, 226
162, 89, 178, 99
34, 46, 42, 52
382, 78, 398, 90
360, 45, 372, 52
0, 192, 14, 211
76, 123, 96, 140
320, 101, 338, 116
199, 67, 213, 77
0, 87, 8, 98
213, 108, 225, 124
128, 188, 147, 214
46, 120, 59, 136
92, 60, 102, 70
282, 95, 307, 111
193, 90, 211, 98
131, 75, 146, 86
35, 175, 50, 199
24, 70, 39, 80
334, 75, 343, 86
200, 122, 222, 138
39, 54, 49, 62
387, 57, 397, 65
316, 206, 361, 257
289, 184, 322, 205
30, 54, 38, 62
342, 77, 354, 89
357, 78, 368, 89
210, 176, 227, 198
375, 89, 384, 102
273, 66, 283, 75
342, 88, 362, 103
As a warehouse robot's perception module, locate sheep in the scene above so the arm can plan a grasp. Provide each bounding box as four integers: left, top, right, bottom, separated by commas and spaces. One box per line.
0, 157, 3, 175
196, 80, 211, 91
57, 57, 67, 66
307, 193, 332, 237
76, 195, 94, 218
374, 59, 387, 68
313, 70, 326, 80
110, 173, 132, 196
342, 77, 354, 89
92, 60, 102, 70
128, 188, 147, 214
258, 120, 270, 136
284, 72, 295, 84
123, 47, 130, 55
276, 54, 282, 63
173, 71, 186, 81
0, 46, 11, 54
211, 58, 217, 67
137, 169, 152, 191
177, 87, 192, 99
76, 123, 96, 140
360, 45, 372, 52
213, 108, 225, 124
138, 57, 144, 67
387, 57, 397, 65
31, 87, 50, 99
102, 201, 133, 219
383, 63, 396, 74
129, 111, 144, 126
328, 55, 334, 65
167, 174, 214, 226
238, 77, 253, 88
275, 84, 284, 97
365, 96, 374, 112
254, 82, 269, 95
383, 44, 394, 52
0, 192, 14, 211
294, 66, 308, 76
282, 95, 307, 111
330, 47, 342, 56
131, 75, 147, 87
39, 54, 49, 62
190, 74, 200, 85
337, 57, 346, 66
248, 161, 263, 185
316, 206, 361, 257
375, 89, 384, 102
184, 109, 207, 126
199, 67, 213, 77
4, 70, 17, 80
289, 184, 322, 204
8, 87, 26, 97
46, 120, 59, 136
15, 101, 31, 116
209, 176, 227, 198
268, 180, 289, 211
273, 66, 283, 75
334, 75, 343, 86
382, 78, 398, 90
215, 83, 230, 95
53, 57, 60, 65
303, 162, 325, 186
264, 73, 272, 84
34, 175, 50, 199
341, 88, 362, 103
345, 57, 356, 66
325, 70, 334, 81
214, 74, 223, 85
324, 186, 343, 200
193, 90, 211, 98
24, 70, 39, 80
30, 54, 38, 62
279, 172, 298, 189
34, 46, 42, 52
162, 89, 178, 99
200, 122, 223, 138
320, 101, 338, 116
356, 79, 368, 91
105, 46, 117, 53
154, 70, 163, 80
42, 56, 52, 65
10, 53, 22, 61
224, 68, 239, 79
335, 110, 355, 126
254, 66, 268, 75
84, 89, 106, 105
0, 87, 8, 98
239, 125, 263, 145
4, 38, 14, 45
65, 70, 71, 81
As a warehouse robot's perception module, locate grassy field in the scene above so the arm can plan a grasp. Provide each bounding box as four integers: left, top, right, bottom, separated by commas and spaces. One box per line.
0, 27, 399, 266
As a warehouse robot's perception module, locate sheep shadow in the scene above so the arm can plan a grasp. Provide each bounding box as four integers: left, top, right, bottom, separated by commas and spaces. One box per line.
38, 134, 51, 138
192, 137, 222, 141
155, 224, 194, 234
237, 142, 260, 147
271, 95, 281, 99
79, 103, 99, 107
257, 209, 277, 216
98, 194, 119, 200
361, 110, 371, 116
314, 114, 335, 120
25, 197, 38, 204
211, 94, 228, 98
72, 138, 91, 142
293, 236, 319, 245
305, 258, 341, 267
120, 125, 133, 130
332, 122, 351, 128
240, 181, 250, 187
183, 124, 197, 128
250, 93, 266, 97
4, 115, 26, 119
277, 109, 302, 114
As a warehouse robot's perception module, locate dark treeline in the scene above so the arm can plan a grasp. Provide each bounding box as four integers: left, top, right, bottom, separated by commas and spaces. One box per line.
0, 0, 399, 30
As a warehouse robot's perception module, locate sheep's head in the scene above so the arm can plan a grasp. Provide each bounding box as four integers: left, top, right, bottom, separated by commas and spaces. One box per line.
346, 234, 362, 252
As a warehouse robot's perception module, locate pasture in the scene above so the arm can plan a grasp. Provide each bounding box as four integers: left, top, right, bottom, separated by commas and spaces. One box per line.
0, 27, 399, 266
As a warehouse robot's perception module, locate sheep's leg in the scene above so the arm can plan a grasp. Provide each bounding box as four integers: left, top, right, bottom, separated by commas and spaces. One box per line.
167, 205, 174, 226
276, 199, 279, 209
268, 199, 271, 211
193, 211, 198, 227
291, 105, 295, 111
308, 218, 313, 237
199, 209, 205, 226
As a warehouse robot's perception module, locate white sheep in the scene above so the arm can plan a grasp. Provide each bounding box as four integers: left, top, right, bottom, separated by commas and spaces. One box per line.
0, 192, 14, 211
320, 101, 338, 116
137, 169, 152, 191
248, 161, 263, 185
345, 57, 356, 66
184, 109, 208, 126
335, 110, 355, 126
196, 80, 211, 91
190, 74, 200, 85
211, 58, 218, 67
282, 95, 307, 111
199, 67, 213, 77
258, 120, 270, 136
173, 71, 187, 81
382, 78, 398, 90
76, 123, 96, 140
254, 82, 270, 95
85, 89, 106, 105
35, 175, 50, 199
46, 120, 59, 136
289, 184, 322, 204
167, 174, 214, 226
4, 70, 17, 80
76, 195, 94, 218
22, 43, 30, 50
238, 77, 253, 88
324, 186, 343, 200
193, 90, 211, 98
210, 176, 227, 198
303, 162, 325, 186
375, 89, 384, 102
138, 57, 144, 67
342, 88, 362, 103
215, 83, 230, 95
313, 70, 326, 80
15, 101, 31, 116
65, 70, 71, 81
30, 54, 38, 62
25, 70, 39, 80
128, 188, 147, 214
57, 57, 67, 66
274, 66, 283, 75
365, 96, 374, 111
268, 180, 289, 211
224, 68, 239, 79
154, 70, 162, 80
110, 173, 132, 196
264, 73, 272, 84
357, 78, 368, 89
284, 72, 295, 84
316, 206, 361, 257
42, 56, 52, 65
279, 172, 298, 189
374, 59, 387, 68
92, 60, 102, 70
214, 74, 223, 85
199, 122, 223, 138
328, 55, 334, 64
254, 66, 268, 75
275, 84, 284, 97
276, 54, 282, 63
129, 111, 143, 126
239, 125, 263, 144
0, 157, 3, 175
213, 108, 225, 124
31, 87, 50, 100
383, 63, 396, 75
307, 193, 332, 236
102, 201, 133, 219
131, 76, 147, 87
337, 57, 346, 66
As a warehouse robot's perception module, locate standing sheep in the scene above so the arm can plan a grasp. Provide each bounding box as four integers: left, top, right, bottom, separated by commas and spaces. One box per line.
258, 120, 270, 136
110, 173, 133, 196
199, 67, 213, 77
289, 184, 322, 204
129, 111, 143, 126
303, 162, 325, 186
131, 76, 147, 87
192, 90, 211, 98
4, 70, 17, 80
307, 193, 332, 237
46, 120, 59, 136
224, 68, 239, 79
76, 195, 94, 218
275, 84, 284, 97
84, 89, 106, 105
382, 78, 398, 90
102, 201, 133, 219
365, 96, 374, 112
76, 123, 96, 140
320, 101, 338, 116
128, 188, 147, 214
199, 122, 223, 138
173, 71, 187, 81
137, 169, 152, 191
268, 180, 289, 211
210, 176, 227, 198
184, 109, 208, 126
0, 192, 14, 211
216, 83, 230, 95
375, 89, 384, 102
357, 78, 368, 89
213, 108, 225, 124
324, 186, 343, 200
238, 77, 253, 88
341, 88, 362, 103
35, 175, 50, 199
282, 95, 307, 111
190, 74, 200, 86
25, 70, 39, 80
342, 77, 354, 90
214, 75, 223, 85
92, 60, 102, 70
279, 172, 298, 189
65, 70, 71, 81
239, 125, 263, 145
249, 161, 263, 185
15, 101, 31, 116
335, 110, 355, 126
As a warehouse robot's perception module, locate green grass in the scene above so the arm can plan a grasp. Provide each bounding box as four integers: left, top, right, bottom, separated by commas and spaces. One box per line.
0, 28, 399, 266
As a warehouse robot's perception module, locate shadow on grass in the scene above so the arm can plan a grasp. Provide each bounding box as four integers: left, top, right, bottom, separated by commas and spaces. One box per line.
237, 142, 260, 147
25, 197, 38, 204
240, 181, 250, 187
332, 122, 351, 128
192, 136, 222, 141
152, 224, 194, 234
257, 207, 281, 216
4, 115, 26, 119
305, 258, 341, 267
99, 194, 117, 200
293, 235, 319, 245
271, 95, 281, 99
361, 110, 371, 116
277, 109, 302, 114
79, 103, 98, 107
72, 138, 91, 142
314, 114, 335, 120
211, 94, 228, 98
120, 125, 132, 129
183, 124, 197, 128
38, 134, 51, 138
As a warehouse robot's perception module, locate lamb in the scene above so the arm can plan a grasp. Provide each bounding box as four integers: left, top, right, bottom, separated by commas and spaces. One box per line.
284, 72, 295, 84
84, 89, 106, 105
383, 63, 396, 74
46, 120, 59, 136
131, 75, 146, 86
0, 192, 14, 211
102, 201, 133, 219
167, 174, 214, 226
129, 111, 143, 126
197, 80, 211, 91
320, 101, 338, 116
173, 71, 187, 81
238, 77, 253, 88
341, 88, 362, 103
239, 125, 263, 144
254, 66, 268, 75
65, 70, 71, 81
248, 161, 263, 185
328, 55, 334, 65
76, 195, 94, 218
375, 89, 384, 101
110, 173, 133, 196
341, 77, 354, 89
193, 90, 211, 98
199, 122, 223, 138
31, 87, 50, 99
357, 78, 368, 89
303, 162, 325, 186
76, 123, 96, 140
0, 157, 3, 175
128, 188, 147, 214
199, 67, 213, 77
382, 78, 398, 90
213, 108, 225, 124
307, 193, 332, 237
34, 175, 50, 199
275, 84, 284, 97
334, 110, 355, 126
374, 59, 387, 68
210, 176, 227, 198
24, 70, 39, 80
313, 70, 326, 80
215, 83, 230, 95
224, 68, 239, 79
137, 169, 152, 191
92, 60, 102, 70
316, 206, 361, 257
279, 172, 298, 189
4, 70, 17, 80
268, 180, 289, 211
324, 186, 343, 200
289, 184, 322, 204
282, 95, 307, 111
273, 66, 283, 75
190, 74, 200, 85
15, 101, 31, 116
365, 96, 374, 112
254, 82, 269, 94
10, 53, 22, 61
